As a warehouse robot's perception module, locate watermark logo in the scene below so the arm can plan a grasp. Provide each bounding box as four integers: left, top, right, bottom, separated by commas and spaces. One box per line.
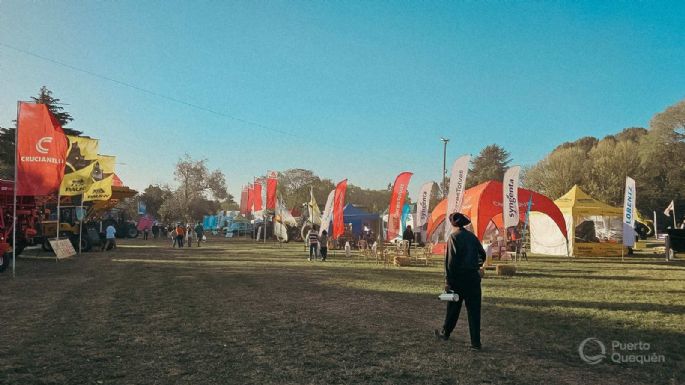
578, 338, 666, 365
579, 338, 606, 364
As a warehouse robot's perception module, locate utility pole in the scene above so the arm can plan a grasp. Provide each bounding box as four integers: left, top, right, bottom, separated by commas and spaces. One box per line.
440, 137, 449, 198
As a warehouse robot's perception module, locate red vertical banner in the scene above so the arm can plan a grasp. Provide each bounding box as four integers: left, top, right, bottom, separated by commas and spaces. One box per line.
240, 186, 248, 214
386, 172, 413, 241
16, 102, 68, 196
253, 179, 263, 211
332, 179, 347, 239
246, 183, 254, 214
266, 171, 277, 210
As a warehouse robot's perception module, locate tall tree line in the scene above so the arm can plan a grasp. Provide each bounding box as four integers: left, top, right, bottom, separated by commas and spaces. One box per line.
524, 98, 685, 227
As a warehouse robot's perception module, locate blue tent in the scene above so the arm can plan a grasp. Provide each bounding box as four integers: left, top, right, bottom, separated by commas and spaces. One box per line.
342, 204, 380, 237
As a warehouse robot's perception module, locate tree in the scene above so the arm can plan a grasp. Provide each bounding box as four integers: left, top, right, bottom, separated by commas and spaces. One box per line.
585, 138, 641, 206
637, 98, 685, 220
139, 184, 173, 218
170, 154, 230, 220
523, 146, 588, 199
31, 86, 80, 135
467, 144, 511, 188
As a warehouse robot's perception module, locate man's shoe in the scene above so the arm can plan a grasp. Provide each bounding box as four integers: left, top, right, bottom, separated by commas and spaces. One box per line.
470, 344, 482, 351
434, 329, 449, 341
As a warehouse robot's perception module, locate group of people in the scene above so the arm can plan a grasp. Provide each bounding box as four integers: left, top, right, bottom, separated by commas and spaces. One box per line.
170, 223, 204, 248
305, 227, 329, 261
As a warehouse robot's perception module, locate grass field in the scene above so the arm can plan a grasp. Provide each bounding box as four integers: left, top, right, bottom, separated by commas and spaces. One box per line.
1, 237, 683, 384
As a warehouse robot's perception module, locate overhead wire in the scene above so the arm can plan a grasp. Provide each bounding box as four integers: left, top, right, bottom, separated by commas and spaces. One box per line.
0, 41, 400, 166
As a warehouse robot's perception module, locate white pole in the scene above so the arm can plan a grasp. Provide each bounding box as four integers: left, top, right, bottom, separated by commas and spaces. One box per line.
56, 191, 61, 241
653, 211, 658, 239
78, 193, 83, 254
12, 101, 20, 277
673, 207, 677, 229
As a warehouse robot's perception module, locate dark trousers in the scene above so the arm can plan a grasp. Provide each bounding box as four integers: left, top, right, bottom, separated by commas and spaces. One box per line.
143, 231, 149, 240
309, 243, 318, 258
176, 235, 184, 247
443, 270, 482, 347
320, 247, 328, 260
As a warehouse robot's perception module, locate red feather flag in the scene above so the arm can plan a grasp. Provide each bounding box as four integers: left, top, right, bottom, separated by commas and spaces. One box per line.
386, 172, 413, 241
266, 171, 277, 210
16, 102, 68, 196
240, 186, 248, 214
333, 179, 347, 239
246, 183, 254, 214
253, 179, 263, 211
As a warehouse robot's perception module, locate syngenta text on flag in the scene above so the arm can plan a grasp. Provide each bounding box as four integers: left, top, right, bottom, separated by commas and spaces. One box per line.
414, 182, 434, 233
623, 177, 636, 247
503, 166, 521, 229
444, 155, 470, 241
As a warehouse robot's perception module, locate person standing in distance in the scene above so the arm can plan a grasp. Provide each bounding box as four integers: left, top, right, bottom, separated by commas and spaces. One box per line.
102, 223, 117, 251
435, 212, 486, 350
307, 227, 319, 261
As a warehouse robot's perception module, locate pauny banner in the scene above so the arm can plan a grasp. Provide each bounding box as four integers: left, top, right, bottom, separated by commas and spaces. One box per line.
333, 179, 347, 239
387, 172, 413, 241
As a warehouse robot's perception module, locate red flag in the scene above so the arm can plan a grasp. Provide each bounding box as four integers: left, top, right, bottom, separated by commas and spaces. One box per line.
333, 179, 347, 239
253, 179, 263, 211
246, 184, 254, 213
16, 102, 68, 196
240, 186, 248, 215
266, 171, 277, 210
387, 172, 413, 241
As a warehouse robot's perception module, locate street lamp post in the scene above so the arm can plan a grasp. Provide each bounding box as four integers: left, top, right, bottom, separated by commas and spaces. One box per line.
440, 137, 449, 198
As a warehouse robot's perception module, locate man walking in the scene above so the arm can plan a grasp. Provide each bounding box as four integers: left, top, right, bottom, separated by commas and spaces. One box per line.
194, 222, 204, 247
102, 223, 117, 251
435, 212, 486, 350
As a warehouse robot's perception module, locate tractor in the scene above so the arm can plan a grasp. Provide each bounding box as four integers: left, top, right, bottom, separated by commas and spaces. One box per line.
0, 179, 41, 272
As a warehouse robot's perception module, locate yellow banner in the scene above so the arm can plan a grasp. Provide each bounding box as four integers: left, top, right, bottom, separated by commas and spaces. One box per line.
59, 162, 95, 196
96, 155, 116, 174
65, 136, 99, 173
83, 174, 113, 201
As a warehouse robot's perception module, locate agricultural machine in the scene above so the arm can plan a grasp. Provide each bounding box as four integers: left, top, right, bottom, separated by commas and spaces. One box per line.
0, 179, 40, 272
0, 179, 138, 272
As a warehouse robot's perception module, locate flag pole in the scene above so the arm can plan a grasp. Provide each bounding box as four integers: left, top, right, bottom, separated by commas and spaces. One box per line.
56, 191, 61, 241
653, 211, 658, 239
263, 174, 266, 244
78, 192, 84, 254
673, 207, 677, 229
12, 102, 20, 277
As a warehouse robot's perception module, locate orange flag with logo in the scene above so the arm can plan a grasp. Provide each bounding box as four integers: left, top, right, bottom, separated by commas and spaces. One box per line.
16, 102, 68, 196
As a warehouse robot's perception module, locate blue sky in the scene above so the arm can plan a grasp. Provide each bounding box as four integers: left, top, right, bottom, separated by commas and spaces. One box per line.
1, 1, 683, 200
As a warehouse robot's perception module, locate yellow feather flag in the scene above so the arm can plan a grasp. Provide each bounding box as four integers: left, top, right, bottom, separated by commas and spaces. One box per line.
83, 174, 113, 201
65, 136, 99, 173
96, 155, 116, 175
59, 161, 95, 196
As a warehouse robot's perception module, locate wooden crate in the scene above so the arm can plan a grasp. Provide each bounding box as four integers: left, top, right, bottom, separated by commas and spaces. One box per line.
394, 256, 412, 267
496, 264, 517, 276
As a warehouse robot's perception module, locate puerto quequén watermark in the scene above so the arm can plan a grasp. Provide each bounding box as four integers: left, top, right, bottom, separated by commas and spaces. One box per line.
578, 337, 666, 365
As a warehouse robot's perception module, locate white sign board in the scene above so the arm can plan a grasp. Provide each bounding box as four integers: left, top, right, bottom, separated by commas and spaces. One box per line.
49, 239, 77, 259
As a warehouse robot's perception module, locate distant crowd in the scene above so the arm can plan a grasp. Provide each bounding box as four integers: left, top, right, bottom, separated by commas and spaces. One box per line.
139, 223, 205, 248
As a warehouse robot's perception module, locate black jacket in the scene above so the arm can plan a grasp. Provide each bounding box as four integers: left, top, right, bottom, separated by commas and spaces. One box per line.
402, 228, 415, 242
444, 229, 486, 279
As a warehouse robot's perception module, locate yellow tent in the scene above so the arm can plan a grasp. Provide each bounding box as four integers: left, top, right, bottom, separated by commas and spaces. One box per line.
530, 185, 627, 257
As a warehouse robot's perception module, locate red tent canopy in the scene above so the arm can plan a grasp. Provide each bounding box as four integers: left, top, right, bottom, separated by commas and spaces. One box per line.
427, 180, 568, 241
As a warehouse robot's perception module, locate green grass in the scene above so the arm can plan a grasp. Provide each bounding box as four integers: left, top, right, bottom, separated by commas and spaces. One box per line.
0, 237, 683, 384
